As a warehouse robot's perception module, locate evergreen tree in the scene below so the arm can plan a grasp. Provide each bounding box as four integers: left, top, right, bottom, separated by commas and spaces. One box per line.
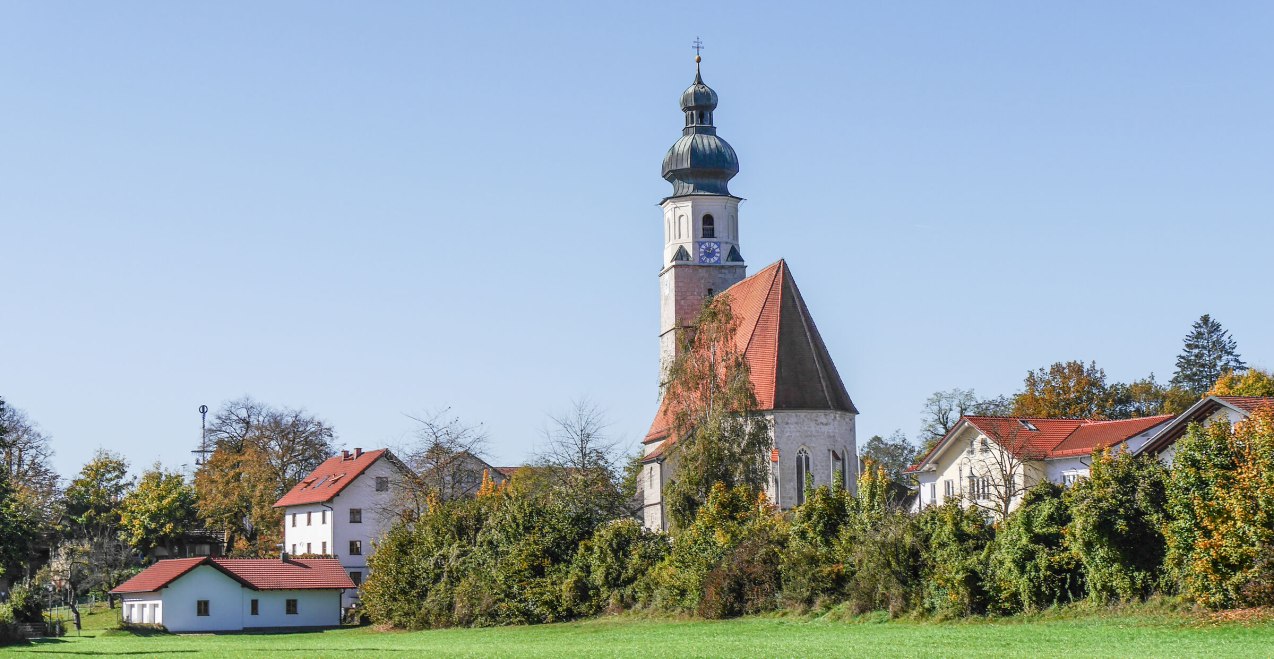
1171, 314, 1246, 395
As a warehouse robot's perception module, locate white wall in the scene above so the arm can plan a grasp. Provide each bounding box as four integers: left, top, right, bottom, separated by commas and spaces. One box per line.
159, 565, 245, 632
242, 589, 341, 629
331, 458, 403, 606
283, 503, 334, 556
120, 594, 162, 626
770, 410, 857, 509
912, 424, 1043, 516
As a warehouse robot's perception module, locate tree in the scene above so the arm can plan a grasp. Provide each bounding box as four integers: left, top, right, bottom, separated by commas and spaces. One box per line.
859, 431, 917, 483
1171, 314, 1246, 395
1206, 368, 1274, 398
0, 397, 40, 581
660, 295, 772, 529
535, 399, 628, 518
0, 402, 60, 527
1104, 374, 1172, 419
194, 397, 335, 555
395, 408, 492, 515
119, 464, 198, 556
986, 482, 1083, 613
919, 389, 978, 450
1012, 360, 1109, 419
59, 450, 137, 624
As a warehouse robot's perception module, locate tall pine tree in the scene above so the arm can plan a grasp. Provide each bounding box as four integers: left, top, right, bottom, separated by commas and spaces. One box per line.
1170, 314, 1246, 395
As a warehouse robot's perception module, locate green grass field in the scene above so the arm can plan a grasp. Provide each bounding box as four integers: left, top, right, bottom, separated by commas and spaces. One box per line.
8, 603, 1274, 657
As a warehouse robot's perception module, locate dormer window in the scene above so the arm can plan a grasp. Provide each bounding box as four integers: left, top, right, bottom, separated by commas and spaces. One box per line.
1019, 420, 1039, 432
702, 214, 715, 238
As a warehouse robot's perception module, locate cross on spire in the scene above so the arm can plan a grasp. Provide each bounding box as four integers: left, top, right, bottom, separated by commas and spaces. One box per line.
692, 37, 704, 57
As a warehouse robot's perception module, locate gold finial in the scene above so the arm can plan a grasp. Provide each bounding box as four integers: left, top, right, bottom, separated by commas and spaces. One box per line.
695, 55, 701, 63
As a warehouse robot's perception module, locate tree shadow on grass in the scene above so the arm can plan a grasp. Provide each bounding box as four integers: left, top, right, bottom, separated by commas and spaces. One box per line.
25, 637, 196, 655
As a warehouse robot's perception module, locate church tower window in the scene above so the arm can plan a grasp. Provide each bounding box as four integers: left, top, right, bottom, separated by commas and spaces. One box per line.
702, 214, 715, 238
796, 447, 811, 505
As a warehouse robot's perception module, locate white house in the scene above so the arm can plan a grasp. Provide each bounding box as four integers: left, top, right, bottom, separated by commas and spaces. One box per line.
273, 448, 412, 609
907, 414, 1174, 516
1136, 395, 1274, 465
110, 557, 353, 632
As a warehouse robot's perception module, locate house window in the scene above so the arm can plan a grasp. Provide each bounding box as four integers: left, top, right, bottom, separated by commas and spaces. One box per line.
307, 511, 312, 526
1019, 420, 1039, 432
350, 508, 362, 523
1062, 473, 1082, 487
306, 543, 312, 554
929, 482, 936, 502
196, 600, 209, 617
795, 448, 811, 505
291, 513, 296, 527
944, 480, 954, 498
321, 510, 327, 524
376, 476, 389, 492
979, 438, 990, 453
321, 541, 327, 555
702, 214, 715, 238
291, 544, 296, 555
350, 540, 362, 556
350, 571, 363, 586
648, 466, 654, 490
250, 599, 259, 616
286, 599, 298, 615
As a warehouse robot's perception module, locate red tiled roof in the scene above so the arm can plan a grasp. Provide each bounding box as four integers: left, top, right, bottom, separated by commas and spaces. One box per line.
909, 414, 1176, 470
644, 260, 856, 451
1138, 396, 1274, 455
108, 557, 206, 594
1217, 396, 1274, 414
273, 449, 388, 508
110, 558, 354, 594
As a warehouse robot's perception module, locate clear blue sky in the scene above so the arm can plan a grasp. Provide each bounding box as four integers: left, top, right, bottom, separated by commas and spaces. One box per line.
3, 2, 1272, 479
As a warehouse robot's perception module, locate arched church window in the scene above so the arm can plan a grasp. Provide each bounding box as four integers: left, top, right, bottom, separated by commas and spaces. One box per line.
796, 447, 811, 505
702, 214, 715, 238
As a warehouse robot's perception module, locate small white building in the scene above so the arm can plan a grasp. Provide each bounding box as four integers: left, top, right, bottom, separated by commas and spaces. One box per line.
1136, 395, 1274, 465
907, 414, 1174, 516
273, 448, 413, 609
110, 557, 353, 632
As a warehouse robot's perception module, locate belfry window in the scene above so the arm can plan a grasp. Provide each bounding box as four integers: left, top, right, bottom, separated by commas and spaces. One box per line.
702, 214, 715, 238
796, 448, 811, 505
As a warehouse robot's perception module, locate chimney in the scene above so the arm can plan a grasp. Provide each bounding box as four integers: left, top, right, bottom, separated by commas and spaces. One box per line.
354, 447, 363, 459
342, 450, 350, 460
281, 550, 289, 562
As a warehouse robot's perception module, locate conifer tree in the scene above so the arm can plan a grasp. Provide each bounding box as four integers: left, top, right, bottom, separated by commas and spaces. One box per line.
1170, 314, 1246, 395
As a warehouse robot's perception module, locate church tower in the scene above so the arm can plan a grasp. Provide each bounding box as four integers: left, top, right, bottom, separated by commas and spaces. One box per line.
658, 55, 746, 376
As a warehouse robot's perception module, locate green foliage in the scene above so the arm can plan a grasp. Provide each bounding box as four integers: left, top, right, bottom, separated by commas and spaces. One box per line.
562, 519, 668, 616
858, 432, 918, 483
915, 500, 992, 617
1206, 368, 1274, 398
1066, 449, 1168, 602
1013, 360, 1110, 418
119, 464, 198, 555
651, 483, 784, 614
4, 583, 43, 623
1165, 411, 1274, 608
987, 483, 1084, 613
64, 450, 133, 534
661, 296, 772, 528
1171, 314, 1245, 395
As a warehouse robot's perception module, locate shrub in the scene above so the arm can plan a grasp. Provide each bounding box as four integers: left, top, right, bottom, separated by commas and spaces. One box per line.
699, 527, 785, 619
1165, 410, 1274, 608
915, 500, 992, 617
562, 519, 669, 616
839, 510, 925, 616
1067, 448, 1168, 602
987, 482, 1084, 613
780, 483, 856, 606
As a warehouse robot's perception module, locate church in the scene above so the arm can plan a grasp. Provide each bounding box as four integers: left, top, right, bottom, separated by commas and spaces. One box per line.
640, 56, 859, 531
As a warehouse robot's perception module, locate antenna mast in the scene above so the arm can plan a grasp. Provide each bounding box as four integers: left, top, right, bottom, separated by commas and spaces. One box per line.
192, 404, 212, 465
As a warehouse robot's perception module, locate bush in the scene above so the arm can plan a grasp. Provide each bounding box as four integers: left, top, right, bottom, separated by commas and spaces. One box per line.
987, 483, 1084, 614
839, 510, 925, 616
699, 527, 785, 619
5, 585, 42, 624
916, 501, 992, 617
562, 519, 669, 616
1067, 449, 1168, 602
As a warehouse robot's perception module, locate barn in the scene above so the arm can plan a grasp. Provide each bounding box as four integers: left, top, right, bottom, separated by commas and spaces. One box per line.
109, 556, 353, 632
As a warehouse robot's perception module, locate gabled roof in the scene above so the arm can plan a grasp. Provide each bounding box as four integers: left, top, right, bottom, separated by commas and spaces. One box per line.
1137, 396, 1274, 456
644, 260, 856, 450
908, 414, 1176, 472
273, 449, 390, 508
110, 557, 355, 594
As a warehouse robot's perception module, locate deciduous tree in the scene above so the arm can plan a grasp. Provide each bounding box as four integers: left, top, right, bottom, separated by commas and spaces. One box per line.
1012, 360, 1109, 419
859, 431, 918, 483
1206, 367, 1274, 398
119, 464, 198, 556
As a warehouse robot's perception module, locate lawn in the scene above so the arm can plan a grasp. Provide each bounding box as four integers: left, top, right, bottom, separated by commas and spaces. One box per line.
9, 605, 1274, 657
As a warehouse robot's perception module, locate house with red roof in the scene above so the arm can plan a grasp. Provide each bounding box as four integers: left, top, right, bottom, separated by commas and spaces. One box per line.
907, 414, 1174, 517
1136, 395, 1274, 463
273, 448, 412, 609
109, 556, 353, 632
640, 60, 858, 530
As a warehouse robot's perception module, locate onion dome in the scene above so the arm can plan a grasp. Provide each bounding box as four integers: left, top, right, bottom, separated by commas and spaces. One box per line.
661, 57, 739, 197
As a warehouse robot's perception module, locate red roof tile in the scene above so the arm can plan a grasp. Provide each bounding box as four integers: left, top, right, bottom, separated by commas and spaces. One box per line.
273, 449, 388, 508
910, 414, 1177, 470
110, 558, 354, 594
1049, 415, 1174, 457
644, 260, 856, 450
1217, 396, 1274, 414
1138, 396, 1274, 455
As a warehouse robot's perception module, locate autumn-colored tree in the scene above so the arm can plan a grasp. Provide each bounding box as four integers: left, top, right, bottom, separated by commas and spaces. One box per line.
59, 450, 137, 623
1171, 314, 1246, 394
1012, 360, 1109, 418
119, 464, 199, 556
194, 397, 334, 555
661, 295, 772, 530
1165, 408, 1274, 608
1206, 368, 1274, 398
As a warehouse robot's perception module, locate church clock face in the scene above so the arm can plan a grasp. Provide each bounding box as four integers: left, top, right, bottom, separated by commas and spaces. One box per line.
698, 241, 721, 264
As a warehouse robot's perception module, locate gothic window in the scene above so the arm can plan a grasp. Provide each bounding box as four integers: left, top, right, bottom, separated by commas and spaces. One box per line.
796, 447, 811, 505
702, 214, 715, 238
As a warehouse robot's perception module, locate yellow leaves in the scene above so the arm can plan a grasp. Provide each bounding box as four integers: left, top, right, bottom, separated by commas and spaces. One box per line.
1206, 368, 1274, 398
